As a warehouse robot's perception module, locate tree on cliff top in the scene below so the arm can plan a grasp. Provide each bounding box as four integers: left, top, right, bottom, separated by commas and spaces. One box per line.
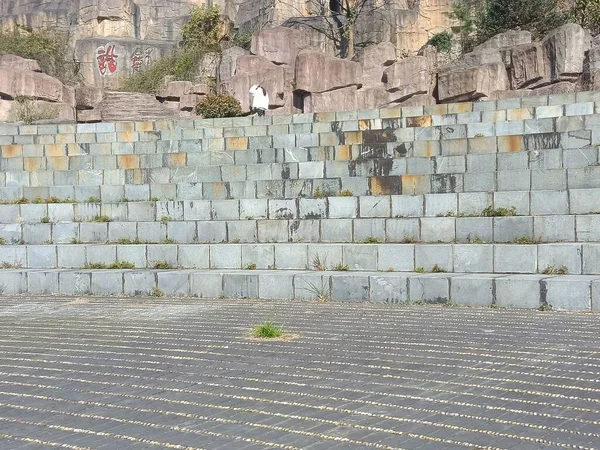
284, 0, 385, 58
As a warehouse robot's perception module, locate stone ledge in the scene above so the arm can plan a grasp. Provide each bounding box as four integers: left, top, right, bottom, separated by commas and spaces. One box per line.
1, 269, 597, 311
1, 242, 598, 275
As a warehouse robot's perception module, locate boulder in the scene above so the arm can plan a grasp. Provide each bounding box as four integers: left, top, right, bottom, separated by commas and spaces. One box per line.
0, 68, 64, 102
218, 46, 250, 85
295, 52, 362, 94
77, 108, 102, 123
179, 94, 203, 112
456, 49, 504, 69
75, 86, 104, 110
398, 94, 436, 107
354, 42, 397, 88
542, 23, 591, 83
488, 81, 578, 100
197, 52, 220, 78
0, 54, 42, 72
438, 62, 510, 103
0, 99, 11, 121
357, 87, 391, 110
222, 55, 286, 112
474, 30, 532, 51
509, 43, 546, 89
190, 83, 210, 95
383, 56, 431, 102
305, 86, 358, 113
251, 26, 311, 66
157, 81, 192, 100
62, 85, 76, 108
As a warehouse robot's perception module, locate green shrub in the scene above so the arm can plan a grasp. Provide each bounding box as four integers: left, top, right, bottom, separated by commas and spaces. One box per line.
428, 31, 453, 53
476, 0, 567, 43
123, 48, 200, 94
196, 94, 242, 118
123, 6, 224, 94
9, 96, 59, 125
182, 5, 223, 51
571, 0, 600, 35
231, 31, 253, 50
0, 28, 79, 84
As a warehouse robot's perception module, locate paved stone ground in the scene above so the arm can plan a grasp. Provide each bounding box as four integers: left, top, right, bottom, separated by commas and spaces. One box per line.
0, 298, 598, 450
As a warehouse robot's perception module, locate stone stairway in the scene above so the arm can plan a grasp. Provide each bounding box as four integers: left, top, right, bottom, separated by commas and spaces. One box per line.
0, 90, 599, 311
98, 92, 179, 122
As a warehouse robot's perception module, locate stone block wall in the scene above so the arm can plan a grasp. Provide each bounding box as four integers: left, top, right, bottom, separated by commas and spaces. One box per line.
1, 90, 600, 311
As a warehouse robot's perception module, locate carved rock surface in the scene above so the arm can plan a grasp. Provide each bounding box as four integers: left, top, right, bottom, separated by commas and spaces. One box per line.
475, 30, 532, 51
542, 23, 591, 83
438, 62, 509, 103
383, 56, 430, 102
157, 81, 192, 100
251, 26, 311, 66
0, 68, 64, 102
218, 46, 250, 85
509, 43, 546, 89
75, 86, 104, 110
0, 55, 42, 72
223, 55, 286, 112
355, 42, 397, 89
295, 52, 362, 94
305, 86, 358, 113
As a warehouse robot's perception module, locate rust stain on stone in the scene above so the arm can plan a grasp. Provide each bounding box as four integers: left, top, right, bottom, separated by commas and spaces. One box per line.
118, 154, 140, 169
168, 153, 187, 167
136, 122, 154, 132
358, 119, 371, 131
48, 157, 69, 171
344, 131, 363, 145
401, 174, 430, 195
499, 135, 522, 153
407, 116, 432, 128
371, 176, 401, 195
45, 144, 66, 157
119, 132, 135, 142
1, 145, 23, 158
24, 157, 42, 171
335, 145, 351, 161
226, 137, 249, 151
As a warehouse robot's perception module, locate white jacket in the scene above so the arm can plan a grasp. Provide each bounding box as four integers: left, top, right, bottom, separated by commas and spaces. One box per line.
249, 85, 269, 110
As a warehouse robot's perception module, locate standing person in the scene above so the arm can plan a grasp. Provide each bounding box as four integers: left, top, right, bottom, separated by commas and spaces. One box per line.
249, 84, 269, 116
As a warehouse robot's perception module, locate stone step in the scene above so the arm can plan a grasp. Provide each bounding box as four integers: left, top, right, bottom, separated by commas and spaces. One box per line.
1, 268, 597, 311
98, 91, 180, 122
3, 122, 598, 162
1, 165, 599, 196
1, 92, 597, 142
2, 138, 598, 174
1, 242, 598, 275
1, 189, 598, 223
2, 214, 599, 246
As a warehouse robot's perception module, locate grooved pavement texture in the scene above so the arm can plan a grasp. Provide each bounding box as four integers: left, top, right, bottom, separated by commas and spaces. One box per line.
0, 298, 598, 449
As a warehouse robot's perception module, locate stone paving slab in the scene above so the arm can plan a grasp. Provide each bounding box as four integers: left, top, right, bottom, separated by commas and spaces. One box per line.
0, 297, 598, 449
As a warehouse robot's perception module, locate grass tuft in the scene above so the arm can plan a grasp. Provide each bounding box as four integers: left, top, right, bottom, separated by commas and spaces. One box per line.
252, 322, 283, 339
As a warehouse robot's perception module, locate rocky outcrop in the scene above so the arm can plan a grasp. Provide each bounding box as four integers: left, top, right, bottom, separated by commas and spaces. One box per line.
0, 55, 75, 122
384, 56, 431, 103
295, 52, 362, 93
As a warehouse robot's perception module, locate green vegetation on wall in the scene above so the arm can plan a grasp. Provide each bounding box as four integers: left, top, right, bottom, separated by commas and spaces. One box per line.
571, 0, 600, 36
450, 0, 570, 53
0, 28, 80, 84
123, 5, 224, 94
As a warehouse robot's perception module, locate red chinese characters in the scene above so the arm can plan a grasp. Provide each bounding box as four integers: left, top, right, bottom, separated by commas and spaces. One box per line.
96, 45, 119, 76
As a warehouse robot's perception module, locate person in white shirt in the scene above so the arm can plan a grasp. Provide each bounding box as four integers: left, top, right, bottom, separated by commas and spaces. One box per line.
249, 84, 269, 116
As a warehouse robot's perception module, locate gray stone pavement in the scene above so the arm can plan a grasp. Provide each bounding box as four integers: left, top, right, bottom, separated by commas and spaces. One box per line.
0, 298, 598, 449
